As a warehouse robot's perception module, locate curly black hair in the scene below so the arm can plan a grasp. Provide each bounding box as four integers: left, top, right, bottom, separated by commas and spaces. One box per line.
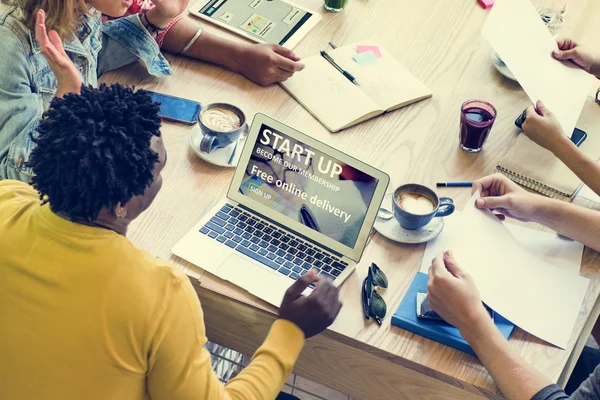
29, 83, 162, 222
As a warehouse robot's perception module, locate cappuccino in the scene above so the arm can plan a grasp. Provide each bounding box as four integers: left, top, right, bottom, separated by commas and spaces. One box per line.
396, 192, 435, 215
201, 107, 242, 132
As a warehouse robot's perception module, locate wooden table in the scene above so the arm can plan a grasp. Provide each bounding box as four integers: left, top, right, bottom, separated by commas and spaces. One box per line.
103, 0, 600, 398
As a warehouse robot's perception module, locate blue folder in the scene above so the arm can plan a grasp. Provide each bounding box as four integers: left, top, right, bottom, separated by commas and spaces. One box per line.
391, 272, 515, 356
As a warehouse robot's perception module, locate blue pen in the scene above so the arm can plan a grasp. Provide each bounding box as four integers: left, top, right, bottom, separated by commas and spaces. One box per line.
320, 50, 360, 86
436, 182, 473, 187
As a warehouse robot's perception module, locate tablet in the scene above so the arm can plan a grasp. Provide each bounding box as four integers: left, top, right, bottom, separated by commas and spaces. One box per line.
188, 0, 321, 49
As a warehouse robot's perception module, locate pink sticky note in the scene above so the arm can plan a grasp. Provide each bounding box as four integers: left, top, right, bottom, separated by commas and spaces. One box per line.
478, 0, 494, 9
356, 45, 382, 59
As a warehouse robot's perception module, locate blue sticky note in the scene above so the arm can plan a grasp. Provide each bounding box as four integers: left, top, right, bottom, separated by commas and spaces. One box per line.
352, 51, 379, 66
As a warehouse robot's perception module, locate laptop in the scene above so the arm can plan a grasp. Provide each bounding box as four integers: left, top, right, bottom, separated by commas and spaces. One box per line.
173, 114, 390, 306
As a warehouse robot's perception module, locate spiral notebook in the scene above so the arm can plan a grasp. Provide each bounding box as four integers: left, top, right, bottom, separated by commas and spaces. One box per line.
281, 43, 431, 132
496, 96, 600, 201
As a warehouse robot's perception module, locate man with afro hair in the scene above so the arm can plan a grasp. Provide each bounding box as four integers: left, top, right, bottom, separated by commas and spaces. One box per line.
0, 83, 341, 400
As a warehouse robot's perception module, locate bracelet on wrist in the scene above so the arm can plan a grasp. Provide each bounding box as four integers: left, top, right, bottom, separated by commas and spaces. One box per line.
142, 12, 167, 37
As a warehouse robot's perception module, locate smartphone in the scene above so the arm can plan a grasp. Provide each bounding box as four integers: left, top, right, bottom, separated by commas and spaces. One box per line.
514, 111, 587, 147
147, 91, 201, 125
416, 292, 494, 322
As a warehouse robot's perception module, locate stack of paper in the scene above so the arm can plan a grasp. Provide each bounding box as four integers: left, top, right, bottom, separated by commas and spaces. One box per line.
419, 194, 588, 348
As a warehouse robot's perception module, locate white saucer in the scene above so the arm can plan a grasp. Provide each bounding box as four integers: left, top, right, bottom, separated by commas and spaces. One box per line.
491, 51, 517, 82
189, 123, 247, 168
374, 193, 445, 244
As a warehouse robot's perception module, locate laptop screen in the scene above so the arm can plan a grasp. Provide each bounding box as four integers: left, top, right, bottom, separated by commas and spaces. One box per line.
237, 123, 379, 248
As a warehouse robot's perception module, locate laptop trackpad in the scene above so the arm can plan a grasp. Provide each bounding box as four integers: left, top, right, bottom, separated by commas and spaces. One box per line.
217, 254, 287, 306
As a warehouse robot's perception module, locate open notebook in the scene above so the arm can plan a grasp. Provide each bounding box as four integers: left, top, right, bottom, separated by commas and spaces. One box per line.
281, 43, 432, 132
496, 96, 600, 201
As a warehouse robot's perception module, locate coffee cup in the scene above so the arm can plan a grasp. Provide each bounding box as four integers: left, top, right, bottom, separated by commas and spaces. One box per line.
199, 103, 247, 153
392, 184, 455, 230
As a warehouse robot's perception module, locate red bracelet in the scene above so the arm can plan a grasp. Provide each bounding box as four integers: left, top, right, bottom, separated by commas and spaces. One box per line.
156, 14, 183, 48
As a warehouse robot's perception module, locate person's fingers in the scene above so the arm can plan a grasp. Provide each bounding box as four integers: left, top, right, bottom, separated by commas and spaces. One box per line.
553, 48, 580, 62
472, 175, 494, 196
275, 69, 294, 79
276, 55, 305, 72
443, 250, 464, 278
35, 10, 50, 49
48, 30, 67, 57
535, 100, 550, 116
272, 45, 301, 61
283, 270, 318, 302
431, 254, 450, 278
475, 195, 511, 210
309, 275, 332, 299
555, 37, 576, 51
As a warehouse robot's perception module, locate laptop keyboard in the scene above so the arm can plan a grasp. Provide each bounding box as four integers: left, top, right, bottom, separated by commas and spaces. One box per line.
199, 204, 348, 283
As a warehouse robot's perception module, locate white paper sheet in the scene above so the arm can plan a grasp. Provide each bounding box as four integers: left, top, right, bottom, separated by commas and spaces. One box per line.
419, 194, 589, 348
482, 0, 592, 138
420, 213, 584, 275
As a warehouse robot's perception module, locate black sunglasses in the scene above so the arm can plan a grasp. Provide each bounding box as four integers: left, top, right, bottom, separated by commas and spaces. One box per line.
361, 263, 388, 325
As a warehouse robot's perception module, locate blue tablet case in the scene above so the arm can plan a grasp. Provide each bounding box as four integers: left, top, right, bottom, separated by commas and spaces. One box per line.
391, 272, 515, 356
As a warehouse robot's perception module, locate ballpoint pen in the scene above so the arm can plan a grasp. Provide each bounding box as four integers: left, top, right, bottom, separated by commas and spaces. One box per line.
320, 50, 360, 86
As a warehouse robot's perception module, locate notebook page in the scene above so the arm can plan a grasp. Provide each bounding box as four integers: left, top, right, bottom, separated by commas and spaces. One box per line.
330, 44, 432, 112
482, 0, 592, 138
281, 56, 381, 132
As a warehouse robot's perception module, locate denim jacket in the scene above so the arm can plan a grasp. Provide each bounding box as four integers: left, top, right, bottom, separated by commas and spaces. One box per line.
0, 5, 171, 182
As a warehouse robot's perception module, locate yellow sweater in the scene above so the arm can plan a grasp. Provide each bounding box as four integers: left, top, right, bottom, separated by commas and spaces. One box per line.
0, 180, 305, 400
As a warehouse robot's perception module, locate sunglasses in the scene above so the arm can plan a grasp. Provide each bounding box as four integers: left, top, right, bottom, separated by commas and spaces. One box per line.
361, 263, 388, 325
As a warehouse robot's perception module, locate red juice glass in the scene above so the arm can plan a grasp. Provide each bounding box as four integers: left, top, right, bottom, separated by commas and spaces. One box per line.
459, 100, 497, 152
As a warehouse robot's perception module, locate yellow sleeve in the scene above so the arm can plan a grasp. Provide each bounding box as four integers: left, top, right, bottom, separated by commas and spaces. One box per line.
146, 274, 305, 400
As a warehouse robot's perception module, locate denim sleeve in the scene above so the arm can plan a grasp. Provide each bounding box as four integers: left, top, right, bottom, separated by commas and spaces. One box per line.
98, 14, 171, 77
0, 25, 40, 182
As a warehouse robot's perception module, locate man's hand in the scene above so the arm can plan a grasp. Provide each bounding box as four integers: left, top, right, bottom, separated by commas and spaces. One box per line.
522, 100, 570, 155
553, 38, 600, 77
427, 251, 492, 334
279, 271, 342, 338
236, 44, 305, 86
35, 10, 82, 98
472, 174, 543, 222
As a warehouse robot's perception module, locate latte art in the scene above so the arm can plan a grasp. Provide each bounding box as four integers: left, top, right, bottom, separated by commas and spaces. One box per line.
201, 108, 242, 132
396, 192, 435, 215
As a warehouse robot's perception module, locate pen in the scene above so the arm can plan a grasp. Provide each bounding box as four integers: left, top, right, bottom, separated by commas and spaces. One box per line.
328, 41, 337, 49
320, 50, 360, 86
436, 182, 473, 187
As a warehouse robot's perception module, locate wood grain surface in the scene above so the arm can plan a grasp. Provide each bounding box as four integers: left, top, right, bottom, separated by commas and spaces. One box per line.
101, 0, 600, 398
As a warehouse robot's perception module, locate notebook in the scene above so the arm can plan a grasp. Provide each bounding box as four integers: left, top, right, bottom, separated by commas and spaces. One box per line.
391, 272, 515, 356
496, 95, 600, 201
281, 43, 432, 132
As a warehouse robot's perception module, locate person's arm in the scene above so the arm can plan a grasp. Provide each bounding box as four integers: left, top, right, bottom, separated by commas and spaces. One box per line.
551, 137, 600, 198
427, 252, 554, 400
160, 18, 304, 86
147, 271, 341, 399
472, 174, 600, 253
530, 197, 600, 254
521, 100, 600, 197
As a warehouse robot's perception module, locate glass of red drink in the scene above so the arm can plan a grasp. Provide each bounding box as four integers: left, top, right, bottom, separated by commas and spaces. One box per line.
459, 100, 497, 152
